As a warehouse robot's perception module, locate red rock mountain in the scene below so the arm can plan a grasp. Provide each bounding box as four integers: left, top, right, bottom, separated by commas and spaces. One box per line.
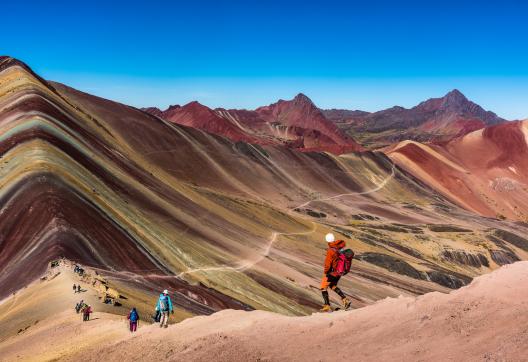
325, 89, 506, 149
151, 101, 261, 144
144, 94, 364, 154
140, 106, 163, 117
388, 120, 528, 220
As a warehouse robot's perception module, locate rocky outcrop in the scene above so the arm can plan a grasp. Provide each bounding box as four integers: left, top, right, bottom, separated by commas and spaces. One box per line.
493, 229, 528, 252
441, 250, 489, 268
490, 250, 520, 266
427, 225, 472, 233
425, 271, 470, 289
357, 252, 471, 289
357, 252, 423, 280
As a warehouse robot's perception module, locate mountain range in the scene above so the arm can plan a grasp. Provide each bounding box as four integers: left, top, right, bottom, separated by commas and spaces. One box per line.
143, 93, 364, 154
145, 89, 508, 152
327, 89, 506, 148
2, 56, 528, 359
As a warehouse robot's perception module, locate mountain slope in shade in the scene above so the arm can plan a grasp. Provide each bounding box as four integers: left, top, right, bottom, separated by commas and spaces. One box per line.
145, 93, 364, 154
328, 89, 506, 149
388, 120, 528, 220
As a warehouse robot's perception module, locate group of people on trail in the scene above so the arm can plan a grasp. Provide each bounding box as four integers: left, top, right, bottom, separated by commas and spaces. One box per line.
75, 300, 93, 321
125, 289, 173, 332
320, 233, 354, 312
75, 299, 84, 313
123, 290, 174, 332
68, 232, 348, 333
74, 265, 85, 276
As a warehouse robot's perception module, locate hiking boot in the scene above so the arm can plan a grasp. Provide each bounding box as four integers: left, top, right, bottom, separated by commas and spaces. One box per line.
342, 297, 351, 310
164, 324, 168, 328
320, 304, 332, 313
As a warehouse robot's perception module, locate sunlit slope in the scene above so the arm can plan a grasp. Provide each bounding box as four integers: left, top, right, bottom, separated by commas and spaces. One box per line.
2, 56, 528, 319
388, 121, 528, 220
3, 261, 528, 362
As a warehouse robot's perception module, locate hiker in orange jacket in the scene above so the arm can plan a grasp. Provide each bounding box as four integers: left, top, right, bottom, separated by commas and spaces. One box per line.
320, 233, 351, 312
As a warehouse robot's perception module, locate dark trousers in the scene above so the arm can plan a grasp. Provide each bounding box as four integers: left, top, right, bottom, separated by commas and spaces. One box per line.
130, 321, 137, 332
83, 313, 90, 321
321, 274, 346, 305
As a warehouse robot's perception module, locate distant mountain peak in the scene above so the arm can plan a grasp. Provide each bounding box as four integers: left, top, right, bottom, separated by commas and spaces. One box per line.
445, 88, 465, 98
166, 104, 181, 112
184, 100, 203, 108
292, 93, 315, 107
180, 101, 213, 114
415, 89, 475, 113
443, 89, 469, 106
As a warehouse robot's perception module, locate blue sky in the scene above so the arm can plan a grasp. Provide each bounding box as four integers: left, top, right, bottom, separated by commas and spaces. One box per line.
2, 0, 528, 118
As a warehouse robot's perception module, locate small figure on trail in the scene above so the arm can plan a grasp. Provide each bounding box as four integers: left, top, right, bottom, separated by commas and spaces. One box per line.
127, 307, 140, 332
320, 233, 354, 312
82, 305, 93, 321
75, 299, 84, 314
73, 284, 77, 293
77, 284, 81, 293
155, 289, 173, 328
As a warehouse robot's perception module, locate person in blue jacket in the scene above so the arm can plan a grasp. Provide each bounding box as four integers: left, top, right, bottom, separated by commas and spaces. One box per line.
127, 307, 140, 332
155, 289, 173, 328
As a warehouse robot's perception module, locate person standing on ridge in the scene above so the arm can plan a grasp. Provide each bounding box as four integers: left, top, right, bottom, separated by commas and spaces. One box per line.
127, 307, 140, 332
77, 284, 81, 293
73, 284, 77, 293
155, 289, 173, 328
320, 233, 352, 312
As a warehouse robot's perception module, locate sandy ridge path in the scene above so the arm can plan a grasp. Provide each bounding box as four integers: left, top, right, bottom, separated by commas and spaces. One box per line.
7, 261, 527, 362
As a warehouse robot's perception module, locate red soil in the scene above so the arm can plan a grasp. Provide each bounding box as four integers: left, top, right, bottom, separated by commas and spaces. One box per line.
162, 101, 261, 144
389, 121, 528, 219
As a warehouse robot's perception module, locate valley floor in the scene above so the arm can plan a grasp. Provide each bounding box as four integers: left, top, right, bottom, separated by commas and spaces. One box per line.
2, 262, 528, 361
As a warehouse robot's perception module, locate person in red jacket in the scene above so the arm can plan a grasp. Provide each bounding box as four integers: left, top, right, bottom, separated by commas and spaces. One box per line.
82, 305, 93, 321
320, 233, 351, 312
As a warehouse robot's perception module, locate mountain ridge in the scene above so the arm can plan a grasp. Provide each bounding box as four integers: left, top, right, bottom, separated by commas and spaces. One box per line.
145, 89, 510, 151
326, 89, 507, 148
145, 93, 364, 154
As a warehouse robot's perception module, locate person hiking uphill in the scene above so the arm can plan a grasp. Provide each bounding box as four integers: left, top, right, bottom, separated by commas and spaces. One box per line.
155, 289, 173, 328
320, 233, 353, 312
73, 284, 77, 293
127, 307, 140, 332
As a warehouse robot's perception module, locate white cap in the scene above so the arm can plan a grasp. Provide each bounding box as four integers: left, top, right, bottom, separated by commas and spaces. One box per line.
325, 233, 335, 243
163, 289, 168, 294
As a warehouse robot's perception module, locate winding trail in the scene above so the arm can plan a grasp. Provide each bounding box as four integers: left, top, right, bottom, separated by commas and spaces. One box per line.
175, 164, 396, 278
87, 163, 396, 308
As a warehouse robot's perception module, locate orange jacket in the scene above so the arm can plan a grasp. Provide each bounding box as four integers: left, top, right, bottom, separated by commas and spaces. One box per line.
323, 240, 346, 274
